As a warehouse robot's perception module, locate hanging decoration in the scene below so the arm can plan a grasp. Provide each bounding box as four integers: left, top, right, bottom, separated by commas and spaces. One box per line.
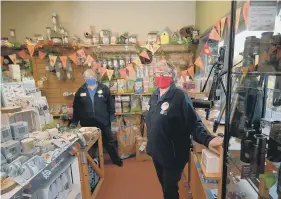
209, 28, 220, 40
59, 56, 68, 68
243, 1, 250, 28
1, 56, 4, 66
119, 68, 127, 79
126, 64, 136, 79
92, 62, 100, 71
187, 66, 194, 79
181, 70, 188, 82
194, 56, 204, 69
17, 50, 28, 60
106, 69, 114, 81
201, 43, 212, 56
77, 48, 86, 58
39, 51, 47, 59
99, 67, 107, 78
84, 55, 94, 65
27, 45, 35, 57
133, 57, 143, 67
49, 55, 57, 67
9, 54, 17, 64
139, 50, 150, 60
236, 7, 242, 32
221, 17, 226, 37
214, 20, 221, 37
69, 53, 78, 65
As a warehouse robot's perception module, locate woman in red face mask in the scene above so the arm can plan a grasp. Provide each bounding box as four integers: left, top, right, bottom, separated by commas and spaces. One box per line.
145, 60, 222, 199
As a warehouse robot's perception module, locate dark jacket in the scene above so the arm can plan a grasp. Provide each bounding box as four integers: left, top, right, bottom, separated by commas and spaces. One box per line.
145, 84, 214, 168
72, 83, 115, 127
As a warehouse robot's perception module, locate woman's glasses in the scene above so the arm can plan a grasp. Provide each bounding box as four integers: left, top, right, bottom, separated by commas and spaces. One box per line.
154, 71, 172, 77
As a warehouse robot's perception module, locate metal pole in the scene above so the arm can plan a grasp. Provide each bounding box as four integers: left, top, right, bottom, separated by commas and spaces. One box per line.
222, 1, 237, 198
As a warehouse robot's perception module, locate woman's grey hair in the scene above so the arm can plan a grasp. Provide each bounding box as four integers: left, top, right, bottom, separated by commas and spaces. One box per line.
83, 69, 97, 78
155, 60, 178, 83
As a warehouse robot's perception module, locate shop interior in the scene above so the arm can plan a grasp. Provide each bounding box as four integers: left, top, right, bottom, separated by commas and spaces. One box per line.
0, 1, 281, 199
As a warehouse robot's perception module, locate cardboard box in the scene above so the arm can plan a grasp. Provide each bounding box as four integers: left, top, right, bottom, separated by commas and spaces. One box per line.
135, 135, 151, 162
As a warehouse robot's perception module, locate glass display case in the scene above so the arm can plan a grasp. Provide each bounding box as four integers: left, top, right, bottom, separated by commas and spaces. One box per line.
222, 1, 281, 199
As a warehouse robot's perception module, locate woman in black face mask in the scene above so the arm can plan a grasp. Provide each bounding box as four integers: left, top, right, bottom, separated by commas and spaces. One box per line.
145, 61, 222, 199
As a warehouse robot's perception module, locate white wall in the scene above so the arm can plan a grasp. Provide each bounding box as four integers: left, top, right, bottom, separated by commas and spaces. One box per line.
1, 1, 196, 43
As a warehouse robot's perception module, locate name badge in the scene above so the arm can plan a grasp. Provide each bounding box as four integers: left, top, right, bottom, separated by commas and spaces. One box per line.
160, 102, 169, 115
80, 93, 87, 97
98, 94, 104, 98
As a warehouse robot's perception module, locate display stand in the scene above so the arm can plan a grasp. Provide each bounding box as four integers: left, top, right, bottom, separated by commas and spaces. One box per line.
78, 132, 104, 199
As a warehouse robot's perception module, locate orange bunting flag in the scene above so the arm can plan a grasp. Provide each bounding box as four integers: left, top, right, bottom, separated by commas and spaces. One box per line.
83, 55, 94, 65
77, 48, 86, 58
60, 56, 68, 68
181, 70, 188, 82
27, 45, 35, 57
215, 20, 221, 37
49, 55, 57, 67
119, 68, 127, 79
277, 49, 281, 61
227, 16, 231, 35
221, 17, 226, 36
106, 69, 114, 81
194, 56, 204, 69
187, 66, 195, 80
92, 62, 101, 71
202, 43, 212, 56
9, 54, 17, 64
1, 56, 4, 66
209, 28, 220, 40
236, 7, 242, 32
243, 1, 250, 28
69, 53, 78, 65
133, 57, 143, 67
38, 51, 46, 59
139, 50, 150, 60
17, 50, 28, 60
126, 64, 136, 79
99, 67, 107, 78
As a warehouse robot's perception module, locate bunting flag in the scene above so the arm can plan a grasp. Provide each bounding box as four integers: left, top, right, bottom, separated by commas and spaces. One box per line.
77, 48, 86, 58
151, 43, 160, 54
227, 15, 231, 35
243, 1, 250, 28
139, 50, 150, 60
194, 56, 204, 69
59, 56, 68, 68
126, 64, 136, 79
92, 62, 101, 71
181, 70, 188, 82
276, 49, 281, 61
221, 17, 226, 36
201, 43, 212, 56
133, 57, 143, 67
84, 55, 94, 65
187, 66, 195, 79
9, 54, 17, 64
214, 20, 221, 37
27, 45, 35, 57
106, 69, 114, 81
17, 50, 28, 60
49, 55, 57, 67
99, 67, 107, 78
119, 68, 127, 79
209, 28, 220, 40
236, 7, 242, 32
38, 51, 47, 59
69, 53, 78, 65
1, 56, 4, 66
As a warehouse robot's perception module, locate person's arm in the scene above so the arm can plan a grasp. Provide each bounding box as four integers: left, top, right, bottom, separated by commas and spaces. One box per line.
106, 88, 116, 122
182, 93, 215, 147
71, 91, 81, 127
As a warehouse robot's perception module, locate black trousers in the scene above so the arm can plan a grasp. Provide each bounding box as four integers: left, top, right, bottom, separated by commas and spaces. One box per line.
81, 120, 120, 163
153, 159, 185, 199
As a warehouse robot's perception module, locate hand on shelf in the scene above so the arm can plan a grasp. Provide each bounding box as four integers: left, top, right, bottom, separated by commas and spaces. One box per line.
208, 136, 223, 154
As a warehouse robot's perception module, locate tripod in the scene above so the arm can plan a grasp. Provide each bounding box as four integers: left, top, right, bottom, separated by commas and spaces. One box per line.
201, 47, 227, 120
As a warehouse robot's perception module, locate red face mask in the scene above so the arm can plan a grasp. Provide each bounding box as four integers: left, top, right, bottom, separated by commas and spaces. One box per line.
154, 76, 173, 89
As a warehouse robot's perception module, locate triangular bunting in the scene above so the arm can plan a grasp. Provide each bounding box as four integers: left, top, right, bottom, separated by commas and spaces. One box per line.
9, 54, 17, 64
77, 48, 86, 58
106, 69, 114, 81
99, 67, 107, 78
243, 1, 250, 28
39, 51, 47, 60
151, 43, 160, 54
126, 64, 136, 79
60, 56, 68, 68
236, 7, 242, 32
187, 66, 194, 80
276, 49, 281, 61
221, 17, 226, 36
194, 56, 205, 69
144, 43, 153, 52
119, 68, 127, 79
17, 50, 28, 60
133, 57, 143, 67
181, 70, 188, 82
92, 62, 101, 71
214, 20, 221, 37
69, 53, 78, 65
83, 55, 94, 65
139, 50, 150, 60
49, 55, 57, 67
202, 43, 212, 56
1, 56, 4, 66
209, 28, 220, 40
27, 45, 35, 57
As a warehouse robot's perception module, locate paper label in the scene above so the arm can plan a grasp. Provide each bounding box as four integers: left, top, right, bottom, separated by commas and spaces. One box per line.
139, 143, 146, 151
80, 93, 87, 97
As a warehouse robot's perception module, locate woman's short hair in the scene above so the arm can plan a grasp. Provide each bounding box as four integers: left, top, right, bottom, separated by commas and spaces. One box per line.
155, 60, 178, 83
83, 69, 97, 78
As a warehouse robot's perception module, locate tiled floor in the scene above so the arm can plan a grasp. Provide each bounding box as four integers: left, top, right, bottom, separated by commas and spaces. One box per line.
97, 158, 190, 199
